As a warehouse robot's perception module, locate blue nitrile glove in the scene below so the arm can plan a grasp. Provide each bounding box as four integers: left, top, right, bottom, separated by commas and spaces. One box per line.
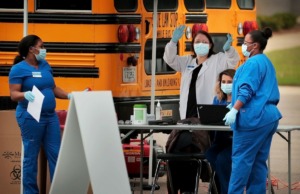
223, 107, 238, 125
67, 93, 73, 100
171, 25, 185, 43
24, 91, 35, 102
223, 34, 233, 51
226, 103, 232, 110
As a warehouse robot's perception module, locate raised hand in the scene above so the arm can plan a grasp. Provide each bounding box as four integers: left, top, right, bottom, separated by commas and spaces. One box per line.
171, 25, 185, 43
223, 33, 233, 51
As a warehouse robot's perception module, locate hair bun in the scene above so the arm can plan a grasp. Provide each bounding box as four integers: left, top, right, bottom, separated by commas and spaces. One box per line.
263, 27, 273, 39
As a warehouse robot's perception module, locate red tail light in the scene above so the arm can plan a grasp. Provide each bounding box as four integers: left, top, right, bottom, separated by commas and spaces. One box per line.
243, 21, 259, 36
118, 25, 129, 43
127, 24, 136, 42
192, 24, 209, 38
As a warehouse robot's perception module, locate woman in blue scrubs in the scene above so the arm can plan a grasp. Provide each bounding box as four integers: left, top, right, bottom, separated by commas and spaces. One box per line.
223, 27, 282, 194
9, 35, 71, 194
206, 69, 235, 194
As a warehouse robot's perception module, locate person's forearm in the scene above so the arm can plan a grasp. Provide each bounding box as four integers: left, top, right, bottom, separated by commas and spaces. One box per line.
10, 91, 25, 101
53, 87, 69, 99
233, 100, 243, 111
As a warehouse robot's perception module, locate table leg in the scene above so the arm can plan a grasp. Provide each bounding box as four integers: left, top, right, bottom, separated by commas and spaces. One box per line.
140, 131, 144, 194
268, 155, 271, 194
288, 131, 291, 194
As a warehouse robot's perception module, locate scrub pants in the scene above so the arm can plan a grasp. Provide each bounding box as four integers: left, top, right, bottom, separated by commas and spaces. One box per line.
228, 121, 278, 194
17, 113, 61, 194
205, 144, 232, 194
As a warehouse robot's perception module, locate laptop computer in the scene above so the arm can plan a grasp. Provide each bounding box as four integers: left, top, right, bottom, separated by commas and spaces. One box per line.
197, 104, 229, 125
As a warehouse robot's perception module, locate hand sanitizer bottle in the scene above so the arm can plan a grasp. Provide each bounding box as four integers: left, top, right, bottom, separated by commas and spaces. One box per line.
155, 100, 162, 120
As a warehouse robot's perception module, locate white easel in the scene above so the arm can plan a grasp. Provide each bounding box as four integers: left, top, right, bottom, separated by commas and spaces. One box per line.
49, 91, 131, 194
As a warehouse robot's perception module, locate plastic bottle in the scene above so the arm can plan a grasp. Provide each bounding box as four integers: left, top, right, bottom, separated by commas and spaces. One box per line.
155, 100, 162, 120
133, 104, 147, 125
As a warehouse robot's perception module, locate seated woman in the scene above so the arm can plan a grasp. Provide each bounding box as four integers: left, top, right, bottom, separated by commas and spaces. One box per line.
205, 69, 235, 194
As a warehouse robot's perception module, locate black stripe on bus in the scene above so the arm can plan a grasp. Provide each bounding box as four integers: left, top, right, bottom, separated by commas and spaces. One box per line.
0, 41, 141, 53
185, 42, 192, 52
185, 14, 207, 24
0, 65, 99, 78
0, 12, 141, 24
237, 37, 244, 46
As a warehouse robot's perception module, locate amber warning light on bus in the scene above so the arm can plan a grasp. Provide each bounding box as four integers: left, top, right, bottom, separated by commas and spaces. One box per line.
118, 24, 140, 43
242, 21, 258, 36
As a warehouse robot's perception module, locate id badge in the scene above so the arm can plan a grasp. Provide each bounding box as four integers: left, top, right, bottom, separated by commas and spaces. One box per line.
32, 72, 42, 78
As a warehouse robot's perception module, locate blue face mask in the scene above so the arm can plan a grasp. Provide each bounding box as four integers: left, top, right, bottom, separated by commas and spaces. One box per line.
35, 48, 47, 61
194, 43, 209, 57
221, 83, 232, 94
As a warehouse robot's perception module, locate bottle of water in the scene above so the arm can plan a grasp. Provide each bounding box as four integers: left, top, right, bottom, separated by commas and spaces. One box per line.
155, 100, 162, 120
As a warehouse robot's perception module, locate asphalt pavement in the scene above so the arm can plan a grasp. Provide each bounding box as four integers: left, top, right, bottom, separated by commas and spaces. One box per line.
131, 27, 300, 194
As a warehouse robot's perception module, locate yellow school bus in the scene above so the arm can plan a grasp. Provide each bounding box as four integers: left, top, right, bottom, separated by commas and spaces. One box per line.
0, 0, 257, 121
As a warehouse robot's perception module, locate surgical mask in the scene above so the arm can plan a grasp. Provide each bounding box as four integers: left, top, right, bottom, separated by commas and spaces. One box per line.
221, 83, 232, 94
242, 44, 251, 57
194, 43, 209, 56
34, 48, 47, 61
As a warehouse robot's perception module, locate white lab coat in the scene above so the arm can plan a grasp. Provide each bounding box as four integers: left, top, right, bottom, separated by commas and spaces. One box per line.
163, 41, 240, 119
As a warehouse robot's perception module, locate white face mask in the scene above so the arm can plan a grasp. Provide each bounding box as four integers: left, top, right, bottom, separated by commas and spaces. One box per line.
194, 43, 209, 56
221, 83, 232, 94
34, 48, 47, 61
242, 44, 251, 57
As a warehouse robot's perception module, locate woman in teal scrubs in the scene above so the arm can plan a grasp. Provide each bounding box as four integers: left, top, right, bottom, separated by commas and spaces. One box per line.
9, 35, 71, 194
223, 27, 282, 194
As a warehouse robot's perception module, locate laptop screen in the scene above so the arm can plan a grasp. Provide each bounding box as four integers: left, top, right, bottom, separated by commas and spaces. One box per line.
197, 104, 229, 125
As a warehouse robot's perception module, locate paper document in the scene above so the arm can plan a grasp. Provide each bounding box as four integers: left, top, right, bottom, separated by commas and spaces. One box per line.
27, 86, 45, 122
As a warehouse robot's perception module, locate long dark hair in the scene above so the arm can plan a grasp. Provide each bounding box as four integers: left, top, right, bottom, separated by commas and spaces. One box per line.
13, 35, 41, 65
191, 30, 215, 58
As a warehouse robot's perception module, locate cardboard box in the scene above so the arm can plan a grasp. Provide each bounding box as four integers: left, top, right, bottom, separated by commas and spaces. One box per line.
0, 111, 22, 194
0, 111, 51, 194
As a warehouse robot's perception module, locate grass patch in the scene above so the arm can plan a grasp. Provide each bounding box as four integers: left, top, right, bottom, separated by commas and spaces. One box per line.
265, 46, 300, 86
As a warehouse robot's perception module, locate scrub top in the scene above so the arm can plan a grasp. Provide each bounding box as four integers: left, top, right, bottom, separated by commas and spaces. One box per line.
9, 59, 56, 117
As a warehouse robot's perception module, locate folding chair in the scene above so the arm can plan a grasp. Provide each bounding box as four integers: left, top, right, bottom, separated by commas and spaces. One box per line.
151, 153, 216, 194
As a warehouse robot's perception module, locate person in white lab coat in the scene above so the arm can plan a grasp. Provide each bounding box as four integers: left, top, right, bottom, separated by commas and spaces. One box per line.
164, 25, 240, 119
164, 25, 240, 194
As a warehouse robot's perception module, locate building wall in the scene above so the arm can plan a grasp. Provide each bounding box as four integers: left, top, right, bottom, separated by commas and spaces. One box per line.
256, 0, 300, 16
291, 1, 300, 16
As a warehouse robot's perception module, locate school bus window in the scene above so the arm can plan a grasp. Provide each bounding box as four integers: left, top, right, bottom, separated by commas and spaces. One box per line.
144, 39, 176, 75
184, 0, 205, 12
211, 35, 228, 53
237, 0, 255, 9
36, 0, 91, 11
114, 0, 138, 12
143, 0, 178, 12
206, 0, 231, 9
0, 1, 23, 9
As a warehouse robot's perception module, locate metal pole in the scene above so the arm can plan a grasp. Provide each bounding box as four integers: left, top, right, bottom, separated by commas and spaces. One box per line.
23, 0, 28, 37
148, 0, 158, 186
288, 132, 291, 194
21, 1, 28, 193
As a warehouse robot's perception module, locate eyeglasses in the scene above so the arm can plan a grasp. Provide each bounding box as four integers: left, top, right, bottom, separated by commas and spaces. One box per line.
195, 41, 209, 44
243, 41, 253, 45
